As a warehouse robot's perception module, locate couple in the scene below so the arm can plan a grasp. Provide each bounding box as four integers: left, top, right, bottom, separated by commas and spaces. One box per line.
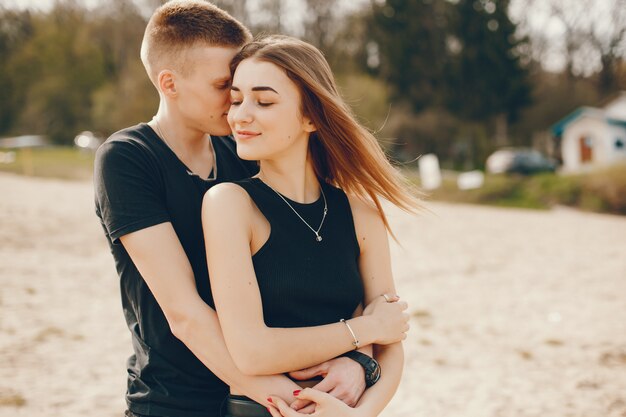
94, 1, 419, 417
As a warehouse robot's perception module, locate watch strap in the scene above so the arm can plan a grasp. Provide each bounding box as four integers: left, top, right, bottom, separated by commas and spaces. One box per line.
340, 351, 381, 387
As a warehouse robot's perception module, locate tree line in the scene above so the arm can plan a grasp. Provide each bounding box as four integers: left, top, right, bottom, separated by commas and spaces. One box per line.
1, 0, 624, 169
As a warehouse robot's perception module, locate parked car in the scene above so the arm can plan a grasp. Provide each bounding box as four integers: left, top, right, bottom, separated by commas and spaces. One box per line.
486, 148, 556, 175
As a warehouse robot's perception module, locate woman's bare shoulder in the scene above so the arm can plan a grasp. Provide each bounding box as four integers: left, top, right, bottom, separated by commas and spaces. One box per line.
345, 193, 386, 250
346, 193, 382, 224
202, 182, 254, 219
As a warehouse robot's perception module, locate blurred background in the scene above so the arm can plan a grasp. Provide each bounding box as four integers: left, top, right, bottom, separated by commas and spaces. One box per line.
0, 1, 625, 416
0, 0, 625, 212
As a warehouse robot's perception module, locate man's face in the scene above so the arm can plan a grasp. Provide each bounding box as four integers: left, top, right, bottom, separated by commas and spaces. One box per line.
174, 45, 239, 136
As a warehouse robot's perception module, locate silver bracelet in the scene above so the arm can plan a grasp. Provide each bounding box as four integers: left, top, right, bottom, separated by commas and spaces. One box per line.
340, 318, 360, 350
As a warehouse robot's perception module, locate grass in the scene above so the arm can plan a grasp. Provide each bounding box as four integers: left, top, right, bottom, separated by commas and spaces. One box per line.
1, 147, 624, 216
415, 163, 626, 216
0, 147, 94, 180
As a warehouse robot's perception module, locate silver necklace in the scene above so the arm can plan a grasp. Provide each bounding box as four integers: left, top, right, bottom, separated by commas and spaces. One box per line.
262, 180, 328, 242
152, 118, 217, 181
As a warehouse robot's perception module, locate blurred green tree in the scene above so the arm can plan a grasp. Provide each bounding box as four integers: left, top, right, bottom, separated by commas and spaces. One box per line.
6, 2, 107, 144
0, 10, 34, 136
446, 0, 531, 146
371, 0, 449, 112
89, 0, 157, 133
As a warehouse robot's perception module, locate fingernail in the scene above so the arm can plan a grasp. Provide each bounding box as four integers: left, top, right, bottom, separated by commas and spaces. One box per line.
293, 389, 301, 396
267, 397, 273, 403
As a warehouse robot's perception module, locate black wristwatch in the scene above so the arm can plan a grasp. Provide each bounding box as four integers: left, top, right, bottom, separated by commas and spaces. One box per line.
341, 351, 381, 387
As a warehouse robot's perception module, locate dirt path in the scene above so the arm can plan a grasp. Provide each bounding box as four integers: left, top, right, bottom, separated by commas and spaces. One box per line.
1, 173, 625, 417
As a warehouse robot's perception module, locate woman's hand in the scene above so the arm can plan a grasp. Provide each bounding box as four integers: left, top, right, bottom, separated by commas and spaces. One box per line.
288, 355, 366, 411
362, 295, 410, 345
267, 388, 366, 417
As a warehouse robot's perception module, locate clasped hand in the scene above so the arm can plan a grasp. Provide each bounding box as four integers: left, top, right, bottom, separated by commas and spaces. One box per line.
285, 355, 366, 414
268, 294, 409, 416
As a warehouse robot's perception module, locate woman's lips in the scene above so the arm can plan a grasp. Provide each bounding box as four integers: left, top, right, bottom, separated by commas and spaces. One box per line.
235, 130, 261, 139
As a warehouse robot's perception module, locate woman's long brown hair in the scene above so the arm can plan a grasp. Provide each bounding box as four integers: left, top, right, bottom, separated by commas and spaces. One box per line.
230, 35, 422, 235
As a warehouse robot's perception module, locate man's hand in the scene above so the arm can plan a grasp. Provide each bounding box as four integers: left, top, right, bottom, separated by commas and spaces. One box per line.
268, 389, 360, 417
288, 356, 366, 413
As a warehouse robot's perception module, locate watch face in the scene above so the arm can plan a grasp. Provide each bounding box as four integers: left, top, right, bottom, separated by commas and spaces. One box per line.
366, 360, 381, 386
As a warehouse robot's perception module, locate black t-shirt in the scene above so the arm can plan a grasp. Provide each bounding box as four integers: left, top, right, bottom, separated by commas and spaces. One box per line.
93, 123, 258, 417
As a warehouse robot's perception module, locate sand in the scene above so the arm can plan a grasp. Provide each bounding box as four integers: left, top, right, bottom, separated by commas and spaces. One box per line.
1, 172, 625, 417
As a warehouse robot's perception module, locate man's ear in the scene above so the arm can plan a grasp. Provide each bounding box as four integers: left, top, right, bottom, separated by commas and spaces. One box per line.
303, 117, 317, 133
157, 69, 178, 97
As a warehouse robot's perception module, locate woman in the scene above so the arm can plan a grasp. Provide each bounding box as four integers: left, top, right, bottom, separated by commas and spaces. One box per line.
202, 35, 421, 417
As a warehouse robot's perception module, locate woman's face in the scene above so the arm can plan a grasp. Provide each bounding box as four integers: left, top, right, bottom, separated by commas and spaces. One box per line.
228, 58, 316, 161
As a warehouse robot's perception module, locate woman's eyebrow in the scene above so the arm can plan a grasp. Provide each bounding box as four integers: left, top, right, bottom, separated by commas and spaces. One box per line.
229, 86, 279, 94
251, 86, 279, 94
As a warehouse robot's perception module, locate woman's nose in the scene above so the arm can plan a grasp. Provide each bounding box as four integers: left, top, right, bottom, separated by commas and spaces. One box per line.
230, 100, 253, 124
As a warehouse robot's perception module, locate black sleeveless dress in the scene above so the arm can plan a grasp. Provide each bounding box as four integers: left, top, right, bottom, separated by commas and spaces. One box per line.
222, 178, 364, 417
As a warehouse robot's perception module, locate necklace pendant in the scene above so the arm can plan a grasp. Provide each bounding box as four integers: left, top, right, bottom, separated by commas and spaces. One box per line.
316, 235, 323, 242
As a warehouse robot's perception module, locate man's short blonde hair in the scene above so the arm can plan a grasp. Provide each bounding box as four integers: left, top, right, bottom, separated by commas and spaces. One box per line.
140, 0, 251, 84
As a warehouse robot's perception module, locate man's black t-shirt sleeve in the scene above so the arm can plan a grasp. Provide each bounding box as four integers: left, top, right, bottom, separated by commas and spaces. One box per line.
94, 140, 170, 244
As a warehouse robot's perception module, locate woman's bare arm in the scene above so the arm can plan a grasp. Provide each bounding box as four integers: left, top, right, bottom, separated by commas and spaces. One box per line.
202, 183, 408, 376
348, 194, 406, 416
267, 195, 408, 417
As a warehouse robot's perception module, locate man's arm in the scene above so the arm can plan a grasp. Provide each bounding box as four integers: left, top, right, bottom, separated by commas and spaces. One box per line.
94, 140, 368, 407
120, 223, 300, 405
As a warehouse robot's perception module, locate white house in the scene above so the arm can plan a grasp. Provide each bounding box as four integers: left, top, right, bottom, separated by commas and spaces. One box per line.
551, 92, 626, 173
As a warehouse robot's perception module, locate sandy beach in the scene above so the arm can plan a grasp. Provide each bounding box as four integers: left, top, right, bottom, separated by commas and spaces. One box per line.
1, 172, 625, 417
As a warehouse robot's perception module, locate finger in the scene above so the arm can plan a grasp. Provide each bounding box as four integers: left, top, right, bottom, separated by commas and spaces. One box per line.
338, 384, 362, 407
267, 403, 283, 417
345, 392, 359, 408
290, 398, 313, 411
326, 385, 356, 404
345, 380, 366, 407
298, 403, 317, 414
318, 374, 355, 403
326, 387, 345, 402
292, 387, 330, 406
310, 376, 336, 394
288, 363, 327, 380
383, 294, 400, 302
323, 386, 358, 408
270, 396, 299, 417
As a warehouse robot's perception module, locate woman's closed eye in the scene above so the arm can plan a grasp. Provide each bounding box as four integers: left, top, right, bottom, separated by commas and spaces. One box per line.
229, 98, 274, 107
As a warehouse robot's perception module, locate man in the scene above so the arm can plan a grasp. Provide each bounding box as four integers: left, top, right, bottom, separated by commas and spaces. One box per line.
94, 2, 371, 416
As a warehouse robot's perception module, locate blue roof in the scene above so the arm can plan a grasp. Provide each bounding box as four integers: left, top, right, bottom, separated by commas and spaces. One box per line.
551, 107, 594, 136
551, 106, 626, 136
607, 118, 626, 128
